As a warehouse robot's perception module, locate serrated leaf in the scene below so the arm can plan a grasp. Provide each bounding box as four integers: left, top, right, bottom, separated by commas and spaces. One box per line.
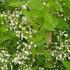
44, 11, 58, 31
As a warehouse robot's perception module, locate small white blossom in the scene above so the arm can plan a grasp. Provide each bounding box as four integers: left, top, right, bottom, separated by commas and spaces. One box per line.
22, 5, 27, 9
34, 44, 37, 47
43, 2, 46, 5
64, 34, 68, 37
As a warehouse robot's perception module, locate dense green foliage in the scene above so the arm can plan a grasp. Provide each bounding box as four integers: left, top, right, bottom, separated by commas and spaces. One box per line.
0, 0, 70, 70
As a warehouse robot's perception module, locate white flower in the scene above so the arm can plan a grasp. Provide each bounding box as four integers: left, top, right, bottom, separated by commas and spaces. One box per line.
39, 67, 44, 70
43, 2, 46, 5
56, 2, 59, 4
68, 50, 70, 53
23, 42, 28, 47
1, 50, 5, 53
15, 31, 21, 34
68, 57, 70, 60
22, 55, 24, 58
1, 67, 4, 70
17, 45, 21, 49
28, 45, 31, 49
1, 14, 3, 17
22, 16, 27, 22
23, 36, 27, 40
46, 4, 49, 7
51, 53, 54, 56
18, 61, 22, 65
1, 21, 4, 24
5, 59, 8, 63
24, 56, 27, 59
14, 26, 17, 30
1, 59, 4, 62
16, 34, 20, 38
62, 3, 66, 5
30, 41, 33, 45
25, 51, 29, 55
5, 54, 10, 57
29, 31, 32, 34
15, 22, 18, 25
64, 17, 67, 21
59, 54, 62, 59
19, 24, 22, 28
64, 54, 67, 58
16, 41, 19, 44
22, 5, 27, 9
21, 34, 24, 40
16, 14, 19, 17
29, 35, 32, 38
34, 44, 37, 47
34, 30, 37, 33
22, 27, 26, 30
64, 34, 68, 37
56, 57, 59, 60
59, 47, 62, 50
33, 58, 35, 62
61, 14, 63, 17
25, 31, 29, 34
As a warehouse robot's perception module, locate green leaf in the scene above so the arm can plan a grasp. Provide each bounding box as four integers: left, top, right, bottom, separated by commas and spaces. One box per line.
28, 0, 43, 11
56, 18, 69, 30
62, 61, 70, 70
0, 25, 9, 32
9, 1, 24, 7
44, 11, 58, 31
0, 16, 3, 24
0, 31, 16, 43
44, 51, 51, 60
64, 0, 70, 9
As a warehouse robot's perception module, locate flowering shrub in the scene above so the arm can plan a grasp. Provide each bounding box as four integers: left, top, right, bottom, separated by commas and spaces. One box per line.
0, 0, 70, 70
